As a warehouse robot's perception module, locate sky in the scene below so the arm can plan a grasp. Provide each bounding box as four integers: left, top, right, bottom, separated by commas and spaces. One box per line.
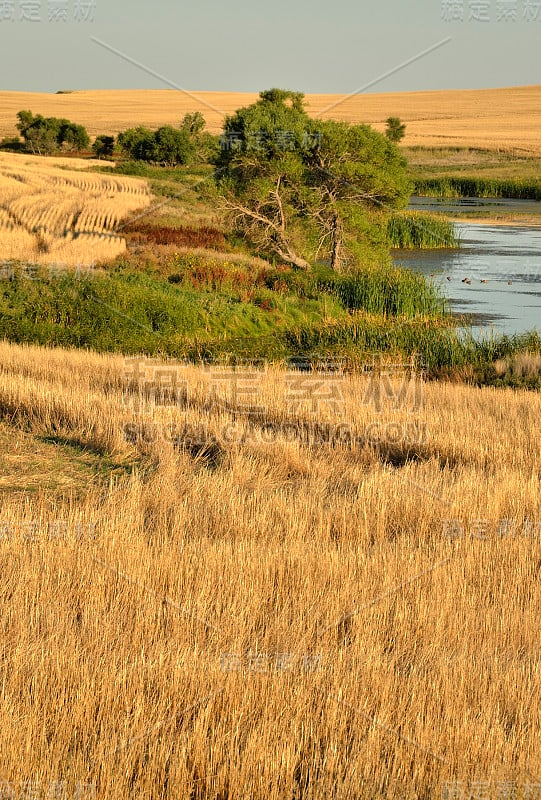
0, 0, 539, 94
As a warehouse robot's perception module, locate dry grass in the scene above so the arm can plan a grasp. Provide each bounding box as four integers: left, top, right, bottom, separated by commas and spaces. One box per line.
494, 352, 541, 379
1, 85, 541, 153
0, 152, 151, 265
0, 339, 540, 798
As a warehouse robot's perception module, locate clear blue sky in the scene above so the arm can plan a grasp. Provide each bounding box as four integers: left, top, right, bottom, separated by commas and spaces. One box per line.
1, 0, 539, 93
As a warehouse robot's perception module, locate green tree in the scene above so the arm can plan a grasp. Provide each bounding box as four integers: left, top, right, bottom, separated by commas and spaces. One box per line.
216, 90, 411, 271
153, 126, 193, 166
180, 111, 206, 137
16, 111, 59, 154
59, 121, 90, 151
16, 110, 90, 154
117, 127, 156, 161
385, 116, 407, 143
303, 119, 411, 269
180, 112, 220, 164
92, 135, 115, 159
117, 125, 192, 165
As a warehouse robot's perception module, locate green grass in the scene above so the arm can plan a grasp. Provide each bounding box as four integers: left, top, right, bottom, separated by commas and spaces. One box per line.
259, 262, 447, 316
387, 211, 460, 249
414, 176, 541, 200
0, 265, 356, 356
1, 261, 539, 384
0, 259, 447, 365
403, 147, 541, 200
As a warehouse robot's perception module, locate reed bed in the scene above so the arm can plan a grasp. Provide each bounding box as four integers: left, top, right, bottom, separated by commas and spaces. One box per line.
414, 176, 541, 200
387, 211, 460, 249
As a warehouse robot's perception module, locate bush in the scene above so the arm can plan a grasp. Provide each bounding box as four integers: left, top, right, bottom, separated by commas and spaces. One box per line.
117, 125, 193, 166
92, 135, 115, 159
16, 110, 90, 154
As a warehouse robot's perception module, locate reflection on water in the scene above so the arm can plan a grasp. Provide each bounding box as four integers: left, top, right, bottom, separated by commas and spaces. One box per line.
394, 200, 541, 335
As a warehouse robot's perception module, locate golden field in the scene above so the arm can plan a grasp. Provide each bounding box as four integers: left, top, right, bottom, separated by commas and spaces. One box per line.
0, 151, 151, 265
0, 340, 540, 799
1, 84, 541, 153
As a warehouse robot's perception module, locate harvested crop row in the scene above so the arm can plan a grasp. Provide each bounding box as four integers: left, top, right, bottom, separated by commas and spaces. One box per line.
0, 152, 151, 265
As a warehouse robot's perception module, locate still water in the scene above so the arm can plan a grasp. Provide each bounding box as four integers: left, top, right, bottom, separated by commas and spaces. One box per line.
393, 199, 541, 335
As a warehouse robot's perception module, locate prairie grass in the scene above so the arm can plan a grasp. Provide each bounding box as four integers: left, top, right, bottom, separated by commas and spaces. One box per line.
0, 340, 539, 799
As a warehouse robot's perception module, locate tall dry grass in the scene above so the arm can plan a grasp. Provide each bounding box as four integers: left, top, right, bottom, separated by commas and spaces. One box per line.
0, 340, 540, 799
0, 152, 151, 265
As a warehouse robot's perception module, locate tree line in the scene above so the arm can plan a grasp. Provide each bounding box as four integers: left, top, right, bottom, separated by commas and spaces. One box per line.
2, 110, 218, 165
2, 107, 405, 163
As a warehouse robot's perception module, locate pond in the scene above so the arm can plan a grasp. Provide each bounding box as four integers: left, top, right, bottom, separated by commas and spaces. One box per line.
393, 198, 541, 335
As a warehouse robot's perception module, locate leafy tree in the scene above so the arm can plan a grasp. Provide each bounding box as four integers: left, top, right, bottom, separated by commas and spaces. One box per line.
216, 90, 411, 271
117, 125, 192, 165
180, 112, 220, 164
59, 121, 90, 151
16, 110, 90, 154
15, 110, 34, 139
303, 119, 411, 269
153, 126, 193, 166
180, 111, 206, 137
16, 111, 59, 154
216, 89, 320, 269
385, 117, 407, 143
117, 127, 155, 161
92, 135, 115, 159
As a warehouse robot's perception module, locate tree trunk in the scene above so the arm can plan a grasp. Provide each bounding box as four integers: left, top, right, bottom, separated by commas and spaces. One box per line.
330, 212, 343, 271
274, 244, 310, 270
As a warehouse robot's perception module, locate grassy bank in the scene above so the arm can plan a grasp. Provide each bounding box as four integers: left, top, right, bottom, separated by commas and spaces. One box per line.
1, 261, 539, 384
405, 147, 541, 180
405, 147, 541, 201
0, 259, 445, 360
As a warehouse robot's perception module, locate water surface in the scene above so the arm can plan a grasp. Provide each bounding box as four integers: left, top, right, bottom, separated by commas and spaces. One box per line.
394, 199, 541, 335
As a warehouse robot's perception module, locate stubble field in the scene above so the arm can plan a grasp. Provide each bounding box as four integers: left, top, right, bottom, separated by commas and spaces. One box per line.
0, 341, 539, 799
0, 151, 151, 265
1, 84, 541, 153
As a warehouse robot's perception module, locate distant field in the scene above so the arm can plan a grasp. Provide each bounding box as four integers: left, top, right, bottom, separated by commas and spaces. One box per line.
1, 85, 541, 154
0, 152, 150, 265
